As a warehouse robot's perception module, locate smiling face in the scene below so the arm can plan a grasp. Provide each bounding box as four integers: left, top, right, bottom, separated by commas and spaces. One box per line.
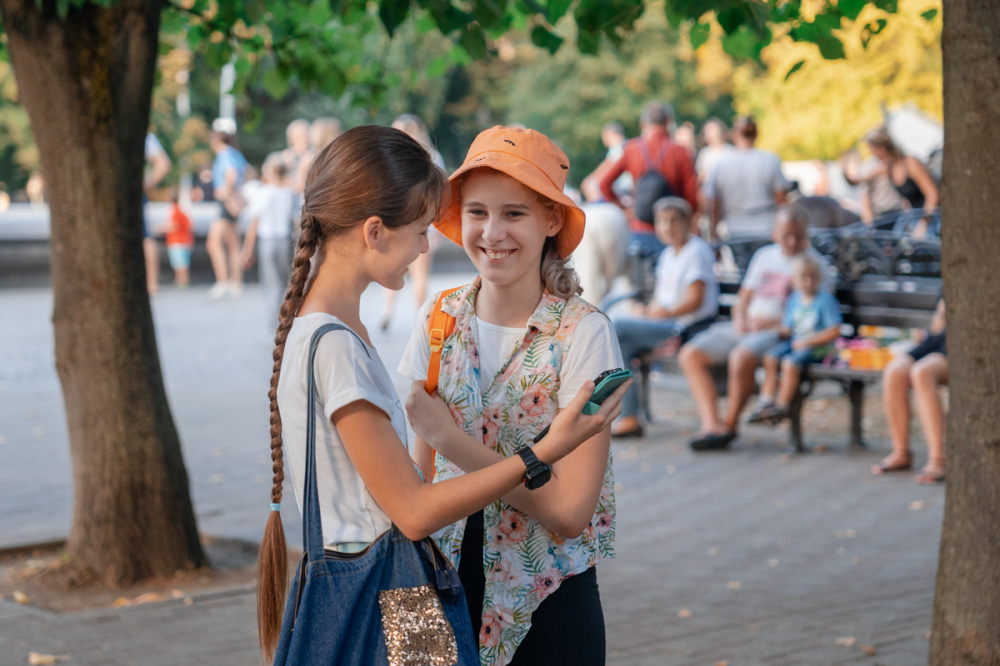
459, 169, 564, 292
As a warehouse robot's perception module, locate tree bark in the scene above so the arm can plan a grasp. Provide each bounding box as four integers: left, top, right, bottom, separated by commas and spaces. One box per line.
0, 0, 205, 585
931, 1, 1000, 663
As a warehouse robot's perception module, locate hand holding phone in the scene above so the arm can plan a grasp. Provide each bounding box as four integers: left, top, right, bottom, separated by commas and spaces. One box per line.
533, 368, 633, 443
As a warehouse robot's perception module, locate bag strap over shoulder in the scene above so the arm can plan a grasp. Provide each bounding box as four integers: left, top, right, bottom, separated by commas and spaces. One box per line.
424, 286, 463, 395
302, 323, 370, 563
637, 136, 671, 173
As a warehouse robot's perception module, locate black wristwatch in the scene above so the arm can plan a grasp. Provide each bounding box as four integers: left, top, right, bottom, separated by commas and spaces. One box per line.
515, 445, 552, 490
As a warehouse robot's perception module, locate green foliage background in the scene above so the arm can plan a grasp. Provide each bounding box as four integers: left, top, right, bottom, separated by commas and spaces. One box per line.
0, 0, 939, 193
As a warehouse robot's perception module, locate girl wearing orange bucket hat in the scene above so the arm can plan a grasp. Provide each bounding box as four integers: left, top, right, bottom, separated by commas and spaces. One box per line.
400, 126, 629, 666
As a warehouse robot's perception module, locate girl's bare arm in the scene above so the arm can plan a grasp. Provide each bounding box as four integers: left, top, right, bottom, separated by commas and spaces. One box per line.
337, 380, 616, 541
407, 379, 630, 538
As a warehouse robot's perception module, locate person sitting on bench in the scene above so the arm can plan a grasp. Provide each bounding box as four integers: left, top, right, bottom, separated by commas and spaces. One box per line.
678, 204, 833, 451
872, 299, 947, 483
611, 197, 719, 438
746, 255, 842, 425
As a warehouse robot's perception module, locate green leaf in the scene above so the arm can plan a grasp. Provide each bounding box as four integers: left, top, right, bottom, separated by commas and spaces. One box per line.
770, 0, 802, 23
921, 8, 939, 21
379, 0, 410, 37
873, 0, 898, 11
307, 1, 334, 26
689, 21, 710, 51
721, 25, 767, 60
471, 0, 506, 30
547, 0, 573, 24
428, 1, 470, 34
415, 12, 437, 33
317, 67, 348, 97
814, 10, 843, 31
459, 23, 488, 60
447, 44, 472, 65
205, 41, 233, 69
425, 55, 450, 78
233, 56, 252, 77
262, 66, 291, 99
784, 59, 806, 81
576, 29, 599, 56
817, 34, 846, 59
837, 0, 867, 21
716, 7, 745, 35
218, 0, 238, 28
243, 0, 267, 24
530, 25, 564, 54
186, 23, 206, 50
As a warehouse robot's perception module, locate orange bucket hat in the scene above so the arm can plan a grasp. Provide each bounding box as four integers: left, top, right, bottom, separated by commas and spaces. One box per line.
435, 126, 586, 258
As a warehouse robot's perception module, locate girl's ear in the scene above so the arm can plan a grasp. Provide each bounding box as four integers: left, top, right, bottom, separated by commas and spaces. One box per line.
545, 204, 566, 238
361, 215, 385, 250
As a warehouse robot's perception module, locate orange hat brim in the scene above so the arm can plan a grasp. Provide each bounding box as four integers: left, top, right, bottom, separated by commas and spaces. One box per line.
435, 152, 585, 259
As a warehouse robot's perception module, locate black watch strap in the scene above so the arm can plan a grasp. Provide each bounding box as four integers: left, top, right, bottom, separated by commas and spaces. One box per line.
515, 445, 552, 489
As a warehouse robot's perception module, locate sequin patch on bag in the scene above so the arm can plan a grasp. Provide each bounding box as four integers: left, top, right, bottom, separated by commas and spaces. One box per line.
378, 584, 459, 666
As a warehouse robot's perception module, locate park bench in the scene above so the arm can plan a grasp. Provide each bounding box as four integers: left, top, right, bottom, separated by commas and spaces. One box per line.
633, 275, 940, 453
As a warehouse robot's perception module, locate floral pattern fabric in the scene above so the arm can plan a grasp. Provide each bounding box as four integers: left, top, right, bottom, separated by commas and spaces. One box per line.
430, 278, 616, 666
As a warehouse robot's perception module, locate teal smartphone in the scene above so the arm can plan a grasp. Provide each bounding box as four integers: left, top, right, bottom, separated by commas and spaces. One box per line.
533, 368, 633, 443
582, 368, 633, 415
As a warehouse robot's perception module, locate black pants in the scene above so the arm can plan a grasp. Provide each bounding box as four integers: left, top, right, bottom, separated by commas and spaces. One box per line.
459, 511, 606, 665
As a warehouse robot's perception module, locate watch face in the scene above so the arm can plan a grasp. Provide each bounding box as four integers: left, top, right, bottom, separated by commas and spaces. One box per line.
525, 466, 552, 490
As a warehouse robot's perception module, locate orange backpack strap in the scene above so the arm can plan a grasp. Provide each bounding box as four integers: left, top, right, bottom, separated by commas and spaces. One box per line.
424, 286, 463, 395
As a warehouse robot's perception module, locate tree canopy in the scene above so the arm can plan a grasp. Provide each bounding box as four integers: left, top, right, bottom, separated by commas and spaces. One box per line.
692, 0, 941, 159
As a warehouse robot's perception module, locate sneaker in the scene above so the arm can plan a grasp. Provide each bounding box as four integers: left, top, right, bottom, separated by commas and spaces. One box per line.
745, 399, 776, 425
767, 405, 791, 424
207, 282, 229, 299
228, 282, 244, 298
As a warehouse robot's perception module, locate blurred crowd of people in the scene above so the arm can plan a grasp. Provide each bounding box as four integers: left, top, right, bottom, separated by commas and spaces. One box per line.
570, 101, 945, 483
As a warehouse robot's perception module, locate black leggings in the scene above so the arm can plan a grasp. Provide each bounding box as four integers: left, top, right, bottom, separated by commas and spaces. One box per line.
459, 511, 606, 665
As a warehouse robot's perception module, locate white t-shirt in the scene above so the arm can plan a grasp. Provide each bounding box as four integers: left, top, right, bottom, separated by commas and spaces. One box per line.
653, 235, 719, 327
398, 302, 624, 410
742, 244, 834, 322
277, 314, 407, 546
247, 183, 298, 239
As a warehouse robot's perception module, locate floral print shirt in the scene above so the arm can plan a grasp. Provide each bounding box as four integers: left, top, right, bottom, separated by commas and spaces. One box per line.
430, 278, 616, 666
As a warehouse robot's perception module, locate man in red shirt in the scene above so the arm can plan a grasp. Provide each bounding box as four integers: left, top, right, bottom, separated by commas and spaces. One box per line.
599, 101, 699, 255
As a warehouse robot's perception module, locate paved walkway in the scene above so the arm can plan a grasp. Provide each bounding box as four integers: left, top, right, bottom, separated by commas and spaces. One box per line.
0, 278, 942, 665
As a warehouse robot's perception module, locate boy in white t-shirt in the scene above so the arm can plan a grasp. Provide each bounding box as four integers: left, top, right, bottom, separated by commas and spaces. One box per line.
678, 204, 832, 451
610, 197, 719, 437
241, 155, 299, 327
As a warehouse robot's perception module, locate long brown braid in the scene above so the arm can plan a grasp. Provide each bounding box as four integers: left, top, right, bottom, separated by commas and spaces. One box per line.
257, 125, 447, 661
257, 212, 321, 660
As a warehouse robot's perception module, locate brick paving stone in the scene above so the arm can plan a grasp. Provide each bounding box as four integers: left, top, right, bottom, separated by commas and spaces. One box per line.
1, 278, 943, 664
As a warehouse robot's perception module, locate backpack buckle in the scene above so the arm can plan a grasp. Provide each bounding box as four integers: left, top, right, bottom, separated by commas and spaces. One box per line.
429, 328, 445, 352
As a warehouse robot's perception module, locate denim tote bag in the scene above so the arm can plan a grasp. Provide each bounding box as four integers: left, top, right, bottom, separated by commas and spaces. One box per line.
273, 324, 479, 666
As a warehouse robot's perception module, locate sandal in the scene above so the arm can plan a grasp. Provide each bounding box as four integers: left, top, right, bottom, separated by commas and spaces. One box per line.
916, 458, 945, 485
871, 450, 913, 476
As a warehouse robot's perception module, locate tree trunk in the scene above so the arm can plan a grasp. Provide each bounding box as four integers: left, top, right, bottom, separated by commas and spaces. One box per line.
0, 0, 205, 586
931, 1, 1000, 662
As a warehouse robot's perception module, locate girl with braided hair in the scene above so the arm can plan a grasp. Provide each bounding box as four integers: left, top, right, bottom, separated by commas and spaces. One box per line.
256, 125, 628, 661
